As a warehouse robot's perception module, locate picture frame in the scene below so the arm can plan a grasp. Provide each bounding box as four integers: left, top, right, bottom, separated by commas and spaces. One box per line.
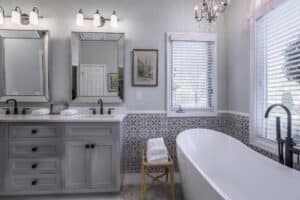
107, 73, 119, 92
132, 49, 158, 87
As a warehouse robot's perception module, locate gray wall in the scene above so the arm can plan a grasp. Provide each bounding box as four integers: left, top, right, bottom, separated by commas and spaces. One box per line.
0, 0, 227, 111
223, 0, 250, 113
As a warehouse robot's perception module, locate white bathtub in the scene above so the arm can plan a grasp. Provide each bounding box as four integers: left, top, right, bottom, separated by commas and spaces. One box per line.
176, 128, 300, 200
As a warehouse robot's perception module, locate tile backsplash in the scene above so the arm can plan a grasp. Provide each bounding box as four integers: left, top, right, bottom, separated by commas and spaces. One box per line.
121, 112, 277, 173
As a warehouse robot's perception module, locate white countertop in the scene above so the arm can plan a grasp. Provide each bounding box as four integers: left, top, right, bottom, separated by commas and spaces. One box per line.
0, 114, 126, 123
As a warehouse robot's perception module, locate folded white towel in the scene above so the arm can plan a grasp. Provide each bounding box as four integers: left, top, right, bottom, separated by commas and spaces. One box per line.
147, 154, 168, 163
147, 137, 168, 164
147, 157, 169, 164
147, 137, 168, 157
31, 108, 50, 116
60, 109, 79, 116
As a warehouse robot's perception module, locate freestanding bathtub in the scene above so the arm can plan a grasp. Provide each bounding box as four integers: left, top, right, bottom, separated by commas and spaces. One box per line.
176, 128, 300, 200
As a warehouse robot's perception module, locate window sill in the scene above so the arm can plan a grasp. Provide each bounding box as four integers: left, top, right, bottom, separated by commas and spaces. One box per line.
167, 111, 218, 118
250, 136, 278, 156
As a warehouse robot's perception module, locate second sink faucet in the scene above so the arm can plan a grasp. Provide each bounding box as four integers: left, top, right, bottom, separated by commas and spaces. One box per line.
98, 98, 104, 115
5, 99, 18, 114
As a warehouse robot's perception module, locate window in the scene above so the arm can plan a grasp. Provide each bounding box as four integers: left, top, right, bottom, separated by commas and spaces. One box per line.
166, 33, 217, 117
253, 0, 300, 144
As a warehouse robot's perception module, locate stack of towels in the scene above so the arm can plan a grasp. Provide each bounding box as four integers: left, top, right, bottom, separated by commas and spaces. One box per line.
147, 137, 168, 164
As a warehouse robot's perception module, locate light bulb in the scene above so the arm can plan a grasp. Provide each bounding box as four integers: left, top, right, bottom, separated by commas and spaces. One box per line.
29, 7, 39, 25
76, 9, 84, 26
110, 10, 118, 28
12, 7, 21, 25
194, 5, 199, 10
213, 5, 219, 11
93, 10, 100, 27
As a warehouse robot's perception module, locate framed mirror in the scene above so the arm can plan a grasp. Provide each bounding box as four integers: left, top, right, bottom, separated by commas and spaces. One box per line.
71, 32, 125, 104
0, 30, 50, 102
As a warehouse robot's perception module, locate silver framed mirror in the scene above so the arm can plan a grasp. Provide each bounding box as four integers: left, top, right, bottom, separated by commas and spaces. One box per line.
0, 30, 50, 102
71, 32, 125, 104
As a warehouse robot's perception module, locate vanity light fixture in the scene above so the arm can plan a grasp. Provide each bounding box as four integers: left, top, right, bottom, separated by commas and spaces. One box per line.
93, 9, 101, 27
11, 6, 21, 25
0, 6, 43, 25
110, 10, 118, 28
0, 7, 4, 25
76, 9, 84, 26
29, 7, 39, 25
76, 9, 119, 28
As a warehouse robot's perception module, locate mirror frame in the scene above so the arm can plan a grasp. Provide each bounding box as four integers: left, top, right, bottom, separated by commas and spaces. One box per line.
0, 29, 51, 103
70, 31, 125, 104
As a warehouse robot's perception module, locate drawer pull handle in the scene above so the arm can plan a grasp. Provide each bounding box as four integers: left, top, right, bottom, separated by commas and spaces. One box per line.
91, 144, 95, 149
85, 144, 90, 149
31, 147, 38, 152
31, 129, 38, 134
31, 179, 38, 186
31, 163, 38, 169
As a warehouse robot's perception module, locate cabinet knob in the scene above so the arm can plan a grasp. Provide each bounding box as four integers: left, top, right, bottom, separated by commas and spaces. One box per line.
31, 163, 38, 169
91, 144, 95, 149
31, 179, 38, 186
31, 129, 38, 134
85, 144, 90, 149
31, 146, 38, 152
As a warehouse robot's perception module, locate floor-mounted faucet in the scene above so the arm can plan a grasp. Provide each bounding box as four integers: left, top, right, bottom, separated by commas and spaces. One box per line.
264, 104, 295, 168
5, 99, 18, 115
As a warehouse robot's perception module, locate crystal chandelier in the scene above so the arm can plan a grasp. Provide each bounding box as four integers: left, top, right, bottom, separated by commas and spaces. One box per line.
194, 0, 230, 23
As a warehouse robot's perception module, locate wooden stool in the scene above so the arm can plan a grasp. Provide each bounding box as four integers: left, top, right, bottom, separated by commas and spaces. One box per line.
141, 148, 175, 200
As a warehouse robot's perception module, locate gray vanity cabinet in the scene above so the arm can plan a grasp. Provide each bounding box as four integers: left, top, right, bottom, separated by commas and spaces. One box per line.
90, 142, 114, 188
65, 141, 115, 191
0, 121, 121, 196
64, 123, 120, 193
65, 141, 90, 189
0, 125, 8, 192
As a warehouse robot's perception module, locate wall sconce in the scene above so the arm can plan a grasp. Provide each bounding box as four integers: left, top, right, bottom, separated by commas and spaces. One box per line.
76, 9, 119, 28
0, 6, 43, 25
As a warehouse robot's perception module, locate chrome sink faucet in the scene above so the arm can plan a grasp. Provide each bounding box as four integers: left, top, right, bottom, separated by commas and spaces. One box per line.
264, 104, 295, 168
5, 99, 18, 115
98, 98, 104, 115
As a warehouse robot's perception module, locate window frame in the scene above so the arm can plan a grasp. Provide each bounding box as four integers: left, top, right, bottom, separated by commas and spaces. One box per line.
166, 32, 218, 117
249, 0, 293, 154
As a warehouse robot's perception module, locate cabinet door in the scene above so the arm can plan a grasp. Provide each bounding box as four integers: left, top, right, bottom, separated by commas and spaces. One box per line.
65, 142, 89, 189
90, 142, 114, 189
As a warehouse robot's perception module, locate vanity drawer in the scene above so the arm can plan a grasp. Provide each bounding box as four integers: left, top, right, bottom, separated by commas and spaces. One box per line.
10, 141, 59, 158
9, 175, 59, 192
66, 125, 113, 137
10, 125, 59, 138
10, 159, 59, 174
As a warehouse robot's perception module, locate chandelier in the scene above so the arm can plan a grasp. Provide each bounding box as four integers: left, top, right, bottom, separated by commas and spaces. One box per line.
194, 0, 229, 23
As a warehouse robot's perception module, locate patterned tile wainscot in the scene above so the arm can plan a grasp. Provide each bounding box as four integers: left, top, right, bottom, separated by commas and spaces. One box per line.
121, 113, 278, 174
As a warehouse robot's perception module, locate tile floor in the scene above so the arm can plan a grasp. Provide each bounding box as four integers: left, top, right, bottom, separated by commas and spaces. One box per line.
0, 184, 184, 200
122, 184, 184, 200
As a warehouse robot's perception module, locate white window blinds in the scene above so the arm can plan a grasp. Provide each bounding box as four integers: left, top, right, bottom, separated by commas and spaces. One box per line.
170, 39, 215, 112
255, 0, 300, 141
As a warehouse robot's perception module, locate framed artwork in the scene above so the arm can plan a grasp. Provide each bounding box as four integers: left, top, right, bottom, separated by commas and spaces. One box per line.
107, 73, 119, 92
132, 49, 158, 87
